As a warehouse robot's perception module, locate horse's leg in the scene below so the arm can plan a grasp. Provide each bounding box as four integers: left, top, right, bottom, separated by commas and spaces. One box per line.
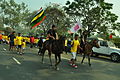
81, 53, 86, 64
55, 54, 58, 70
88, 54, 91, 66
55, 54, 57, 67
55, 54, 61, 70
48, 51, 52, 66
41, 49, 46, 64
55, 54, 57, 70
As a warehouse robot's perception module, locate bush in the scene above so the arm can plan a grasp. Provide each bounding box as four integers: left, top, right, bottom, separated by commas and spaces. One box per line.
111, 38, 120, 48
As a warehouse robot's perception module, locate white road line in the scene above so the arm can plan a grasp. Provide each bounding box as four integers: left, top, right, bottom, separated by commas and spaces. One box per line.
62, 57, 69, 60
12, 57, 21, 65
3, 48, 6, 51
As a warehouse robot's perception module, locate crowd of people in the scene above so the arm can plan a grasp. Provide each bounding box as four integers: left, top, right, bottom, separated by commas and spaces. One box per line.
0, 31, 44, 55
0, 25, 88, 69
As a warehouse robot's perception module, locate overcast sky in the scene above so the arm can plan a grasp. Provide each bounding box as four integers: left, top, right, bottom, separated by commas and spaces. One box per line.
14, 0, 120, 22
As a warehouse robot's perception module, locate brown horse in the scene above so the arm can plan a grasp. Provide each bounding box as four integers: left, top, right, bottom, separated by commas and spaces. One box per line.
81, 39, 100, 66
41, 36, 65, 70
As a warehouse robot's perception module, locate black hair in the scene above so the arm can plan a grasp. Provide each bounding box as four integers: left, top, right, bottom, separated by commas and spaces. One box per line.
18, 33, 21, 36
52, 25, 56, 28
75, 34, 79, 37
12, 31, 15, 34
23, 39, 25, 42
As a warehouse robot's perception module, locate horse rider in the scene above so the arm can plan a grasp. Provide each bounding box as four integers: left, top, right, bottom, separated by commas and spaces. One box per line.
47, 25, 58, 48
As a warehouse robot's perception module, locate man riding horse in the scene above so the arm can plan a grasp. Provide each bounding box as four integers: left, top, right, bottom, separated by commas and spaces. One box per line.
41, 25, 65, 70
47, 25, 58, 46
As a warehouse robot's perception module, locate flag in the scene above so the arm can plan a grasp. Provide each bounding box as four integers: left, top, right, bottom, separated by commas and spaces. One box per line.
69, 22, 82, 33
31, 8, 46, 29
109, 34, 112, 39
68, 30, 73, 34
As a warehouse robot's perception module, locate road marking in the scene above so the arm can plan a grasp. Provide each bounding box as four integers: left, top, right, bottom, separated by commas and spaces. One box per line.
62, 57, 69, 60
3, 48, 6, 51
12, 57, 21, 65
1, 51, 9, 52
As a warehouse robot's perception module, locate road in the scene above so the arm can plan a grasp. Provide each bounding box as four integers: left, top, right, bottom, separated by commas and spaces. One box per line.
0, 43, 120, 80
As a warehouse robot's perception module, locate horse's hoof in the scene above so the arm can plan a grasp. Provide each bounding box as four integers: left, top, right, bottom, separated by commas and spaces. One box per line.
56, 68, 59, 71
49, 65, 53, 69
89, 64, 91, 67
50, 65, 53, 67
42, 61, 45, 64
55, 67, 59, 71
39, 53, 43, 55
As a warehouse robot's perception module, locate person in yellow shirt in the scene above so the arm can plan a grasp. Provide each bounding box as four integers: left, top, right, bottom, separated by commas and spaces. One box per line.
69, 34, 82, 68
14, 38, 18, 51
16, 33, 23, 55
0, 33, 2, 44
64, 39, 68, 54
22, 39, 26, 53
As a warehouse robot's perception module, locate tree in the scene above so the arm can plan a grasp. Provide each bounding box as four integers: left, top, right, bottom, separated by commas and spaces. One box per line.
64, 0, 119, 37
0, 0, 31, 31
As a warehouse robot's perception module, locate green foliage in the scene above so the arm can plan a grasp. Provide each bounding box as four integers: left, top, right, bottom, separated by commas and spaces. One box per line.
112, 38, 120, 43
64, 0, 119, 35
4, 27, 13, 35
111, 38, 120, 48
0, 0, 31, 30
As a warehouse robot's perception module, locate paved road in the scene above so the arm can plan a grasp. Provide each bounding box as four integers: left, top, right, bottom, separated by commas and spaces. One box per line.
0, 44, 120, 80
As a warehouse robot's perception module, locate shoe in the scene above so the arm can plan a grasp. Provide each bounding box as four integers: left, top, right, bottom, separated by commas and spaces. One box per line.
72, 64, 78, 68
20, 53, 22, 55
38, 52, 41, 55
17, 52, 19, 54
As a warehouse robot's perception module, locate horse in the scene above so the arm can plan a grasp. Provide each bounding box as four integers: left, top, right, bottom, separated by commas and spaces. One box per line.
81, 39, 100, 66
41, 36, 65, 70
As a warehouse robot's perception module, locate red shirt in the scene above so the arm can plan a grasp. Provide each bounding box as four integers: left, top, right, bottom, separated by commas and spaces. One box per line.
0, 34, 2, 40
30, 37, 34, 43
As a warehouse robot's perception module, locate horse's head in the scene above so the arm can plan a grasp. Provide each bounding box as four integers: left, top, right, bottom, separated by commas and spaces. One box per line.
92, 39, 100, 48
58, 35, 66, 45
58, 35, 66, 50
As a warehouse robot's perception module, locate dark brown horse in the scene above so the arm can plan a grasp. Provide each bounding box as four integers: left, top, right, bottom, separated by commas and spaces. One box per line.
41, 36, 65, 70
81, 39, 100, 66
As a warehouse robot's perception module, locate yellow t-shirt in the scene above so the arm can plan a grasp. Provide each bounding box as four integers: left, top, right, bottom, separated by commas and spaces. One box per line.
14, 38, 18, 45
22, 42, 26, 48
26, 37, 30, 43
34, 39, 39, 43
71, 40, 80, 52
16, 36, 23, 45
65, 40, 68, 46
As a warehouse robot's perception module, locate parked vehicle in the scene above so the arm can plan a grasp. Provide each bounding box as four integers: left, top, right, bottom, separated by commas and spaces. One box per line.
92, 38, 120, 62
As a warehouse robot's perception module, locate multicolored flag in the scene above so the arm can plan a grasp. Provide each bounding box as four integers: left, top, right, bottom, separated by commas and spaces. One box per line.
68, 22, 82, 33
31, 8, 46, 29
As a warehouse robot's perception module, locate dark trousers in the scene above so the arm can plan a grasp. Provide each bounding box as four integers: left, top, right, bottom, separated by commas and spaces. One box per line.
30, 43, 34, 48
0, 40, 2, 44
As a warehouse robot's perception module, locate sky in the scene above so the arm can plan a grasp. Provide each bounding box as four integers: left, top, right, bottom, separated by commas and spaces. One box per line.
14, 0, 120, 22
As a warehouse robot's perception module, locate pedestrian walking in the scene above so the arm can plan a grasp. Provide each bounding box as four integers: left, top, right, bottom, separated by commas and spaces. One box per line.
69, 34, 82, 68
22, 39, 26, 54
38, 37, 43, 55
16, 33, 23, 55
8, 31, 16, 51
30, 36, 34, 48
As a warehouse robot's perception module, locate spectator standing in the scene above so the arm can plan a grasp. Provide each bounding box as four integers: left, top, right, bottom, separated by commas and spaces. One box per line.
16, 33, 23, 55
22, 39, 26, 54
8, 31, 16, 51
0, 33, 2, 44
30, 36, 35, 48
